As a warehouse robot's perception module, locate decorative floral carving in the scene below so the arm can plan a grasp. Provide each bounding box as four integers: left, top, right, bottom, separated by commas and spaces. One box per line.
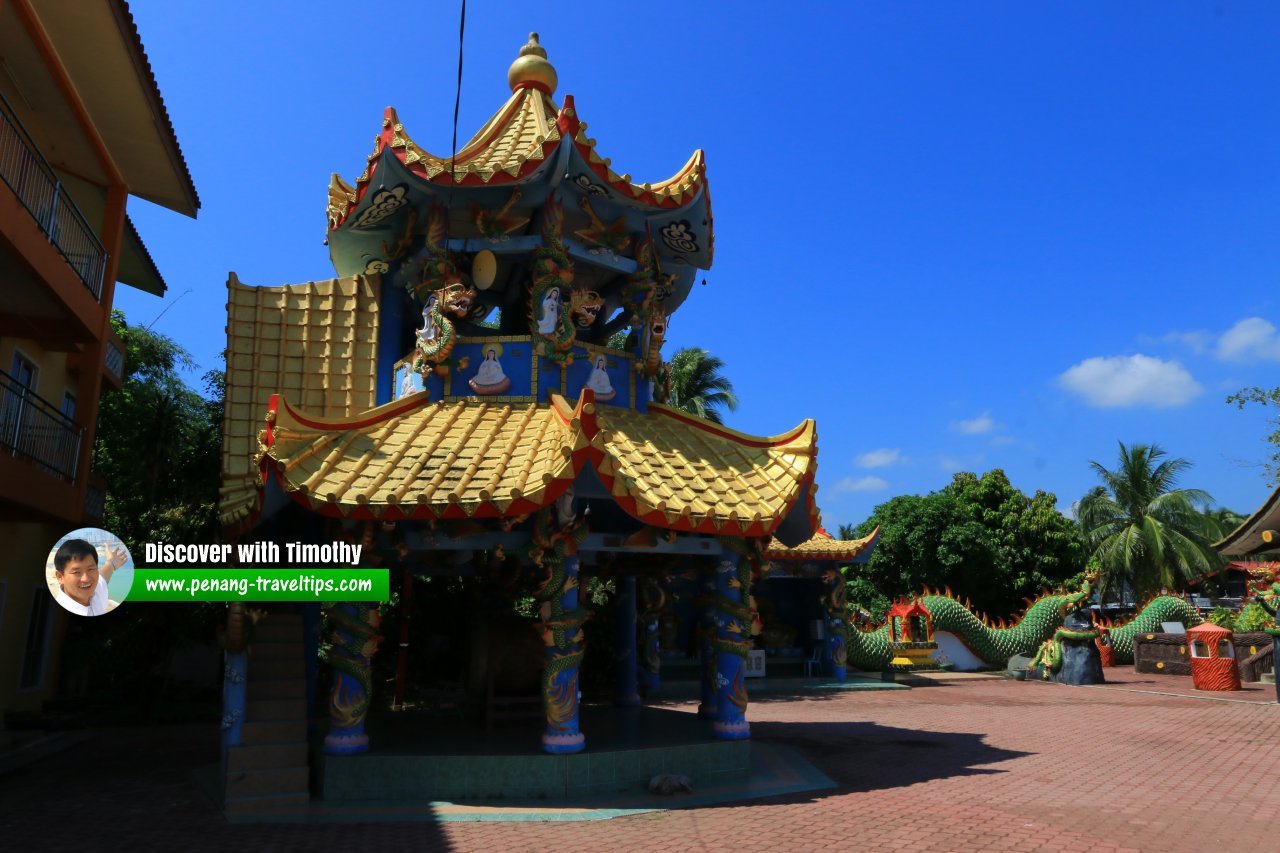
351, 185, 408, 229
659, 219, 698, 254
364, 259, 390, 274
573, 174, 608, 196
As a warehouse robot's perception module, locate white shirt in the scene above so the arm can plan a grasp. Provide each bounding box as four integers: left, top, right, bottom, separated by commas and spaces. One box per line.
55, 575, 111, 616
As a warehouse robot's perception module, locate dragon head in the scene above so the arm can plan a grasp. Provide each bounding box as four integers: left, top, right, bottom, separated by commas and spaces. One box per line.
569, 289, 605, 329
437, 282, 477, 319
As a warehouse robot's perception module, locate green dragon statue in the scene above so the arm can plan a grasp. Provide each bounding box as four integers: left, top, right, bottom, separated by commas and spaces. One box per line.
843, 583, 1202, 670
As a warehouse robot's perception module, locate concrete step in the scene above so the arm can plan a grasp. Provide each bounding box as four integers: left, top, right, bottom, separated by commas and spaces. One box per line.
246, 698, 307, 721
251, 640, 304, 661
224, 791, 309, 817
241, 719, 306, 746
1262, 672, 1275, 684
225, 765, 309, 799
252, 657, 305, 680
227, 742, 309, 771
248, 677, 306, 701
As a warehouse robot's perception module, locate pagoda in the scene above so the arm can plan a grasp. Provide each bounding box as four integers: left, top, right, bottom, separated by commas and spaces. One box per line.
219, 34, 833, 759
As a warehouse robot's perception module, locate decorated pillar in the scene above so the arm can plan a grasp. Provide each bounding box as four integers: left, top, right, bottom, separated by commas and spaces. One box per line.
707, 539, 756, 740
821, 568, 849, 682
614, 573, 641, 706
323, 603, 383, 754
637, 574, 666, 699
532, 495, 589, 754
697, 558, 718, 719
221, 602, 249, 750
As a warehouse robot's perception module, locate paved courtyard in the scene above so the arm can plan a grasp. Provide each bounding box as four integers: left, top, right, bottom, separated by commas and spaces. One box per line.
1, 674, 1276, 852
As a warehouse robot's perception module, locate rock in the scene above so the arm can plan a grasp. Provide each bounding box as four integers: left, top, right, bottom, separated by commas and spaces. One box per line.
648, 774, 692, 795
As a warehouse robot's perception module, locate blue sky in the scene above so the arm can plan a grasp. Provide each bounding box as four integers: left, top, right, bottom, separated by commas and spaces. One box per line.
118, 1, 1280, 532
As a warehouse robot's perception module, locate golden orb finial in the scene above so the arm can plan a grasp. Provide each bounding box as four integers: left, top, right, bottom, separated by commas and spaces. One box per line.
508, 32, 557, 95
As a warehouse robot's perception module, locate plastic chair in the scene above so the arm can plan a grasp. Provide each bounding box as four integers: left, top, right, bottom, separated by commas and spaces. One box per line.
803, 646, 823, 677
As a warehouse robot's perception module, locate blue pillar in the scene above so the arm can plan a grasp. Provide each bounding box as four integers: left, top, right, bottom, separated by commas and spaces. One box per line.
822, 569, 848, 682
323, 603, 382, 755
697, 559, 718, 719
542, 554, 586, 753
614, 573, 641, 706
221, 650, 247, 750
376, 276, 404, 405
710, 545, 751, 740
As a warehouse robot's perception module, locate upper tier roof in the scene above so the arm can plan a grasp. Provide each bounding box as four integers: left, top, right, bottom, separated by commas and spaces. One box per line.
323, 34, 713, 315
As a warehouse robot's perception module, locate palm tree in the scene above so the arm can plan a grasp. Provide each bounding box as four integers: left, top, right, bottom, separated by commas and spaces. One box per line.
1077, 442, 1221, 602
664, 347, 738, 425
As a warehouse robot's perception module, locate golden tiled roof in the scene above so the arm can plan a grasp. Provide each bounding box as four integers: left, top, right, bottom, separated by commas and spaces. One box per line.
764, 527, 880, 562
241, 390, 816, 536
590, 402, 816, 537
266, 394, 586, 519
221, 274, 380, 530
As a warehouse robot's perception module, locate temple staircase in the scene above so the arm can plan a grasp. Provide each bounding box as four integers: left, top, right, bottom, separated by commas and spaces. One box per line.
223, 611, 310, 817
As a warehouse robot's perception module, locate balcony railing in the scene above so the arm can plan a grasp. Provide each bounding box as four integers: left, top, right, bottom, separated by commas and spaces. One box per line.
0, 91, 107, 301
0, 368, 83, 483
104, 334, 125, 383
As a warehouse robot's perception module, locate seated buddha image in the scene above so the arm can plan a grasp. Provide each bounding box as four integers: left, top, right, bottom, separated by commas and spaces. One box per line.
469, 347, 511, 395
586, 355, 615, 401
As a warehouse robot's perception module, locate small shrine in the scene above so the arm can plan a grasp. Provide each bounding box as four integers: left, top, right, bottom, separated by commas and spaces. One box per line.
218, 32, 836, 782
886, 599, 938, 670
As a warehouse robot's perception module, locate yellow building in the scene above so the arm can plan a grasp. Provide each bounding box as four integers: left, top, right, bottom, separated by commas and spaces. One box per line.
0, 0, 198, 721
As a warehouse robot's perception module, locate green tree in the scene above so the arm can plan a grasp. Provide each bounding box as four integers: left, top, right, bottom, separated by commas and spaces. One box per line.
1076, 442, 1221, 603
664, 347, 738, 425
94, 310, 223, 544
845, 470, 1084, 619
1226, 386, 1280, 485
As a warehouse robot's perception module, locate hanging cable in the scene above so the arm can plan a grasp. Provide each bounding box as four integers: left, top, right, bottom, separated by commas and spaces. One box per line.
443, 0, 467, 247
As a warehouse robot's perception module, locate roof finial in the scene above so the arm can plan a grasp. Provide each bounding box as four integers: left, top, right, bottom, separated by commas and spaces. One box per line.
508, 32, 558, 95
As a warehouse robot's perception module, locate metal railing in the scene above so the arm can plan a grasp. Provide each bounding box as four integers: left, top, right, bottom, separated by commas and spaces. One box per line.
104, 335, 125, 382
0, 368, 83, 483
0, 91, 107, 300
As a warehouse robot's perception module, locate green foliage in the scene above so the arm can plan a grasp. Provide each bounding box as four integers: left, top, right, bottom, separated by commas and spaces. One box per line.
606, 329, 631, 350
665, 347, 738, 425
1226, 385, 1280, 485
1235, 602, 1274, 633
847, 469, 1084, 619
1207, 607, 1237, 630
1077, 442, 1221, 602
94, 310, 223, 544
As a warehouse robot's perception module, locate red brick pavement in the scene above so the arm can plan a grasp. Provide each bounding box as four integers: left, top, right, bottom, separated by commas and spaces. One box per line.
1, 677, 1276, 852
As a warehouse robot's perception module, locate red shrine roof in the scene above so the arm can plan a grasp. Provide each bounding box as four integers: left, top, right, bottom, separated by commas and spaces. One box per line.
887, 600, 932, 619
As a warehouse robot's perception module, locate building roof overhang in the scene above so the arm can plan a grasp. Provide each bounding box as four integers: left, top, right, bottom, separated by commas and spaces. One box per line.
9, 0, 199, 215
1214, 482, 1280, 556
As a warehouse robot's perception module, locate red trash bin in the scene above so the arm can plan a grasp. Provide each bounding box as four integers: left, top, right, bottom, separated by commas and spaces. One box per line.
1187, 623, 1241, 691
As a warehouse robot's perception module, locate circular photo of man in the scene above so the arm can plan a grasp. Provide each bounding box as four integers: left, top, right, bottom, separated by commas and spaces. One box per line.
45, 528, 134, 616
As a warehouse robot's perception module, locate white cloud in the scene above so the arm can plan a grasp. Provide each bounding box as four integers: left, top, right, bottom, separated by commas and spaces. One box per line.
951, 412, 997, 435
855, 448, 902, 468
1216, 317, 1280, 363
1159, 330, 1211, 355
834, 475, 889, 493
1058, 354, 1202, 408
990, 435, 1017, 447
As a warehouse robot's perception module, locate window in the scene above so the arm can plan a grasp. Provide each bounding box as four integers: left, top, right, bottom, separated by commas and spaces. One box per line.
62, 391, 76, 421
10, 350, 38, 390
19, 583, 53, 691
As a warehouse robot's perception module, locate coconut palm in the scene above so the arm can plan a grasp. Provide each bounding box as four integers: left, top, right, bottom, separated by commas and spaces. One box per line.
1077, 442, 1221, 602
664, 347, 738, 425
